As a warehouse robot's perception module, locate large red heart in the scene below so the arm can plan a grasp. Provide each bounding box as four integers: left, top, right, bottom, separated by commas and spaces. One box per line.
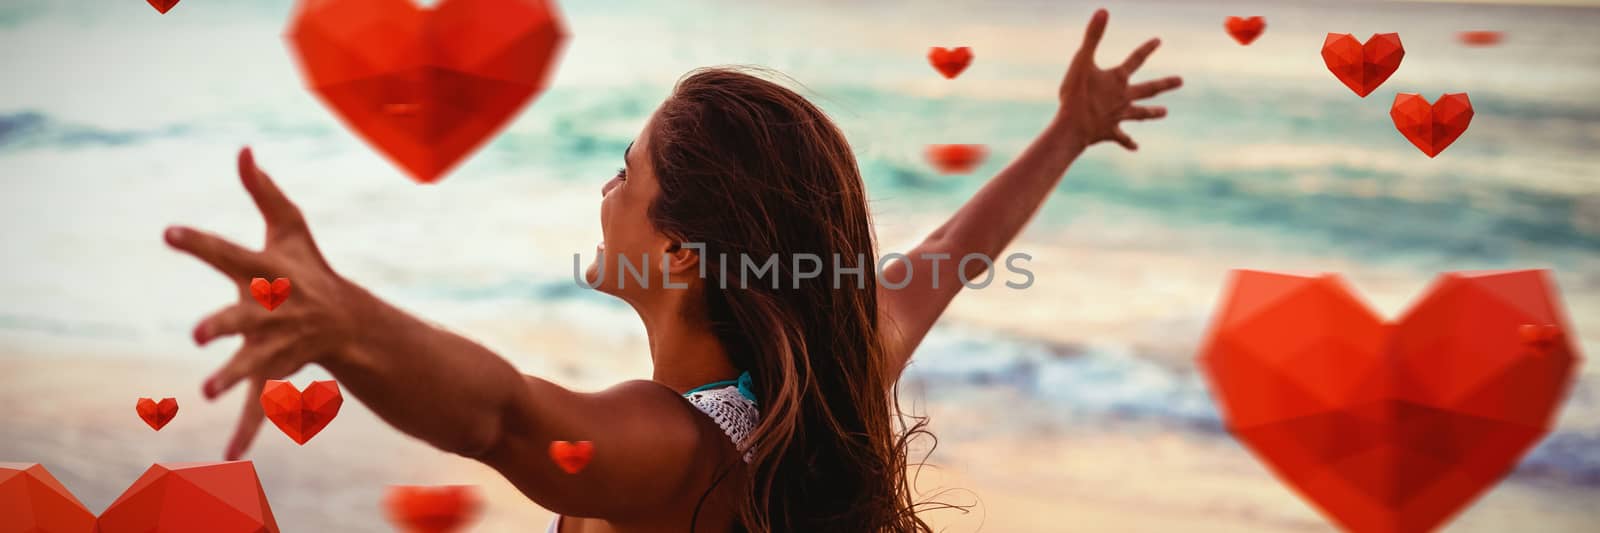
927, 47, 973, 79
925, 144, 987, 174
1224, 16, 1265, 45
1321, 33, 1404, 97
548, 440, 594, 474
98, 462, 280, 532
0, 463, 97, 532
260, 380, 343, 445
136, 397, 180, 431
147, 0, 180, 14
3, 462, 278, 533
385, 485, 482, 533
1199, 270, 1580, 533
286, 0, 568, 183
250, 277, 292, 311
1391, 93, 1473, 158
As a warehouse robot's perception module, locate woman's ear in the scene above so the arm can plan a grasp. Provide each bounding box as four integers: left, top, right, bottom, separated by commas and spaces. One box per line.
662, 241, 701, 276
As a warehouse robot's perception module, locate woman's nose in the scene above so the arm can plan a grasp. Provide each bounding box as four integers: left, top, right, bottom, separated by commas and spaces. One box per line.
601, 177, 619, 196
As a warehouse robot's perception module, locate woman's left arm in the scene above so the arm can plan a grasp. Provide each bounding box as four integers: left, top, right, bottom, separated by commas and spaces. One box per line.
878, 9, 1182, 375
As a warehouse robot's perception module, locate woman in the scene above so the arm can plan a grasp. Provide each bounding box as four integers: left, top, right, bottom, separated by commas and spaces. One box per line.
165, 9, 1179, 532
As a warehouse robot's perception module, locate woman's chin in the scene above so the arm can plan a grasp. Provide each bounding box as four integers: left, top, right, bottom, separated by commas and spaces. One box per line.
584, 262, 606, 292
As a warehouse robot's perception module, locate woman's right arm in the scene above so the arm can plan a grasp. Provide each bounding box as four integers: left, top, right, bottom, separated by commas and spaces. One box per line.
168, 148, 717, 518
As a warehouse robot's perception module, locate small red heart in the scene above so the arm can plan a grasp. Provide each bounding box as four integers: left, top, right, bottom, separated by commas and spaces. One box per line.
260, 380, 342, 445
147, 0, 180, 14
1224, 16, 1265, 45
250, 277, 292, 311
135, 397, 179, 431
548, 440, 594, 474
286, 0, 568, 183
384, 485, 481, 533
1390, 92, 1473, 158
1458, 30, 1504, 47
925, 144, 987, 174
927, 47, 973, 79
1321, 33, 1404, 97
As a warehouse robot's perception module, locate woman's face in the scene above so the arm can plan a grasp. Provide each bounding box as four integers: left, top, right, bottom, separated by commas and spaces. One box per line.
586, 112, 678, 300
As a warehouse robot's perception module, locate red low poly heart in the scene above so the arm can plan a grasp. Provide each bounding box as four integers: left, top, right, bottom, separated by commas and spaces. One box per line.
1321, 33, 1404, 97
1224, 16, 1265, 45
925, 144, 987, 174
136, 397, 180, 431
99, 462, 280, 533
147, 0, 180, 14
250, 277, 292, 311
1458, 30, 1504, 47
1391, 93, 1473, 158
1199, 270, 1580, 533
549, 440, 594, 474
0, 463, 97, 532
2, 461, 278, 533
385, 485, 482, 533
927, 47, 973, 79
286, 0, 568, 183
261, 379, 343, 445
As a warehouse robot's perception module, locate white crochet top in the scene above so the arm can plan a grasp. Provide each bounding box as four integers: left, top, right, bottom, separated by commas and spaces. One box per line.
683, 382, 759, 463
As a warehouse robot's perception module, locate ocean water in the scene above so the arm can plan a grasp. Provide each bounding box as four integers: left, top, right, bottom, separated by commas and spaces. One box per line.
2, 0, 1599, 488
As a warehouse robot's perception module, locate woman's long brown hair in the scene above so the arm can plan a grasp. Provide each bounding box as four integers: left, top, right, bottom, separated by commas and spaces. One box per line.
646, 66, 937, 532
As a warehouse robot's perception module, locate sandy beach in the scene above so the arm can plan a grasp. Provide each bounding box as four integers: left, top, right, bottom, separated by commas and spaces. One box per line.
4, 352, 1596, 532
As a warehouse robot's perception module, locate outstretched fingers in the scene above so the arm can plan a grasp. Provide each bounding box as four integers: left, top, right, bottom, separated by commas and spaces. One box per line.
238, 147, 308, 237
166, 226, 267, 280
224, 379, 267, 460
1074, 8, 1109, 66
1128, 76, 1183, 100
1111, 127, 1138, 151
1122, 105, 1167, 121
194, 302, 274, 346
203, 332, 297, 400
1117, 38, 1161, 77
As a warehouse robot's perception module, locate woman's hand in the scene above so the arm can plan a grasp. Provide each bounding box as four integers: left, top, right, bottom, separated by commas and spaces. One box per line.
164, 147, 365, 460
1055, 8, 1183, 151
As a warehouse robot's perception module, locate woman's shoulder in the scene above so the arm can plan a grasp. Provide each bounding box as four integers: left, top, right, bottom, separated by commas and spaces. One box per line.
599, 380, 748, 455
597, 379, 756, 464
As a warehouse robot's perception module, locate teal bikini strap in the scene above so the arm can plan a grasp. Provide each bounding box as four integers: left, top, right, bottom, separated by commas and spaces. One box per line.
684, 371, 757, 404
735, 371, 755, 403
